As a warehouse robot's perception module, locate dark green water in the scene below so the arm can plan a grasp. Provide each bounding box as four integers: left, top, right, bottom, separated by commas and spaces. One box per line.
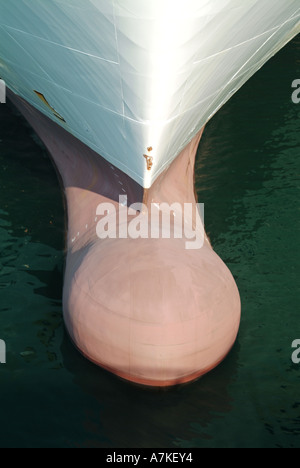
0, 36, 299, 448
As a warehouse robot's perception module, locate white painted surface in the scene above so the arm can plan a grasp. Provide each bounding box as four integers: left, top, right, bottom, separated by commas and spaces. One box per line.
0, 0, 299, 187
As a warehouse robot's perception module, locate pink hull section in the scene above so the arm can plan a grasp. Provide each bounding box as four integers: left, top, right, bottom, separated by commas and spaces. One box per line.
10, 92, 241, 387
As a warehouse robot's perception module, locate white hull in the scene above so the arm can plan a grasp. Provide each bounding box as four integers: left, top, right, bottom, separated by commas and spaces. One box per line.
0, 1, 299, 188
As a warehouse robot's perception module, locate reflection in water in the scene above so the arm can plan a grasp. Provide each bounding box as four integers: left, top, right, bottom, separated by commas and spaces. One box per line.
60, 332, 240, 448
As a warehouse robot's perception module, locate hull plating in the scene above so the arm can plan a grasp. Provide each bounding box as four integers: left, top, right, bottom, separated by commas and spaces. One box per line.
0, 1, 299, 187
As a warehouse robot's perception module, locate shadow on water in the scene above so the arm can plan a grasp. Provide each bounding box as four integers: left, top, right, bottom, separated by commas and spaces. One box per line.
27, 265, 63, 301
60, 328, 241, 448
0, 100, 65, 249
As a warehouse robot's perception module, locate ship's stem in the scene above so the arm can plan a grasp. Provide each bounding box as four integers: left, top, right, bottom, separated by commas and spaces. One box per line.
9, 91, 241, 387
